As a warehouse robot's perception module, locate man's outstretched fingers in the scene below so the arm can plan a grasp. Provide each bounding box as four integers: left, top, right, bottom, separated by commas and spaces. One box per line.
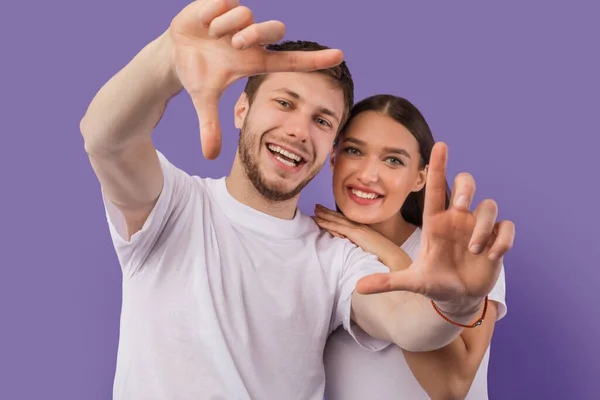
208, 6, 254, 39
172, 0, 239, 34
232, 20, 286, 50
260, 48, 344, 75
190, 89, 223, 160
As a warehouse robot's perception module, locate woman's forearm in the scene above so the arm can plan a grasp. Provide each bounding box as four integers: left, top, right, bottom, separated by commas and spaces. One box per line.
372, 240, 413, 272
402, 302, 499, 400
371, 241, 500, 398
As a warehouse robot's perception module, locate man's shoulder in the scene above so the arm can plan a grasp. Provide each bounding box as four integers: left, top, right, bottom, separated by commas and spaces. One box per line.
155, 150, 224, 187
303, 214, 348, 248
192, 175, 225, 190
306, 220, 384, 270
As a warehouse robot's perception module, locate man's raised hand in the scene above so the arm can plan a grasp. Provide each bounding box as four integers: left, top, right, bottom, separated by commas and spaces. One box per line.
167, 0, 344, 159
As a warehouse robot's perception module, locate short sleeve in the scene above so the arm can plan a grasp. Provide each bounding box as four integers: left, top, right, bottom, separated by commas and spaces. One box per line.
488, 265, 508, 321
102, 150, 194, 275
332, 243, 391, 352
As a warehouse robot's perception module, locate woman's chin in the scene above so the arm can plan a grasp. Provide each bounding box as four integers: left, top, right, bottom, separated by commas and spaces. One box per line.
339, 206, 386, 226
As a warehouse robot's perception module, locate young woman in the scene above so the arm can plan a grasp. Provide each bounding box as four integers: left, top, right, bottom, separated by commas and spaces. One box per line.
314, 94, 509, 399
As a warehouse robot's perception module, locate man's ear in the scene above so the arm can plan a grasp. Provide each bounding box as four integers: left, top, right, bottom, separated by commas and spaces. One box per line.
234, 92, 249, 129
329, 147, 337, 172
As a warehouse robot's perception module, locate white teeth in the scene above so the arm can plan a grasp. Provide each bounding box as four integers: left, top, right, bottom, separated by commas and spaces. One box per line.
274, 155, 297, 168
351, 189, 379, 199
267, 144, 303, 162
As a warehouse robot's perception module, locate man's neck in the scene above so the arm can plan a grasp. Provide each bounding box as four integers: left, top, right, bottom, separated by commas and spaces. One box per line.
369, 212, 417, 248
225, 163, 299, 220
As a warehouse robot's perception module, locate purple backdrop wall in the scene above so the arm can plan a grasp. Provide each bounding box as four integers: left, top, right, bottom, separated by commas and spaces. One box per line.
2, 0, 598, 399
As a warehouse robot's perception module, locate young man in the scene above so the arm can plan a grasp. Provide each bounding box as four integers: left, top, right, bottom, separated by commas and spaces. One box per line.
80, 1, 514, 398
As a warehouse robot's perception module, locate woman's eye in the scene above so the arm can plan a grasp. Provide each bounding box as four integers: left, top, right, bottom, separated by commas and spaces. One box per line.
387, 157, 403, 165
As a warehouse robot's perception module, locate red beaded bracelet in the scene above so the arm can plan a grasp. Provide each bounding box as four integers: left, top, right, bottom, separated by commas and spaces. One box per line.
431, 296, 489, 328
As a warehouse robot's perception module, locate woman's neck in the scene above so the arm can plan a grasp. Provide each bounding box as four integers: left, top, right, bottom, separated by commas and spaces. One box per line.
368, 212, 417, 248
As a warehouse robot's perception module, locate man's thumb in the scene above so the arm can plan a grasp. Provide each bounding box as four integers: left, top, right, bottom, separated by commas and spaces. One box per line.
190, 89, 223, 160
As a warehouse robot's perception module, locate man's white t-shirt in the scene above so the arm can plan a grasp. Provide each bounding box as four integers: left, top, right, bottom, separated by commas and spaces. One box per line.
323, 227, 508, 400
102, 151, 390, 400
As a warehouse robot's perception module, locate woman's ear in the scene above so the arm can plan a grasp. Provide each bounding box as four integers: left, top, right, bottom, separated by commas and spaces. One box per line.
234, 92, 249, 129
412, 164, 428, 192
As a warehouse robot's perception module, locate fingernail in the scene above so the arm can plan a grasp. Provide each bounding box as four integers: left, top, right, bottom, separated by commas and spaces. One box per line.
488, 253, 498, 260
455, 195, 469, 209
470, 244, 482, 254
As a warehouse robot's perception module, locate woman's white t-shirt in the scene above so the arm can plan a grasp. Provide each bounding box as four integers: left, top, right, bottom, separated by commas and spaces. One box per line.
323, 227, 507, 400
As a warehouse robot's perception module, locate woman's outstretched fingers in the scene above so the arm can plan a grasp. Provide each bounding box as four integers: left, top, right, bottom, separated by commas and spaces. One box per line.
450, 172, 476, 212
355, 270, 424, 295
423, 142, 449, 218
487, 220, 515, 260
469, 199, 498, 254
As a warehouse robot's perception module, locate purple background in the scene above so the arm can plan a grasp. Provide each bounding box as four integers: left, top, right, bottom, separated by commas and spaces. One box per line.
2, 0, 598, 399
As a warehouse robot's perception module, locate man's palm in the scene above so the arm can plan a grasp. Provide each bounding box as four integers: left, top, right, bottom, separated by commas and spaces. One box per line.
167, 0, 344, 160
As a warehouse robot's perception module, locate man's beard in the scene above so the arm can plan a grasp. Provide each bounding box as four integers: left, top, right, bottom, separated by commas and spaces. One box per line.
238, 124, 322, 202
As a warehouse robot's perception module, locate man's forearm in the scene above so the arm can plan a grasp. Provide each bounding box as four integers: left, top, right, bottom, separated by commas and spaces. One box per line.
352, 290, 483, 352
387, 292, 481, 352
80, 31, 182, 154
